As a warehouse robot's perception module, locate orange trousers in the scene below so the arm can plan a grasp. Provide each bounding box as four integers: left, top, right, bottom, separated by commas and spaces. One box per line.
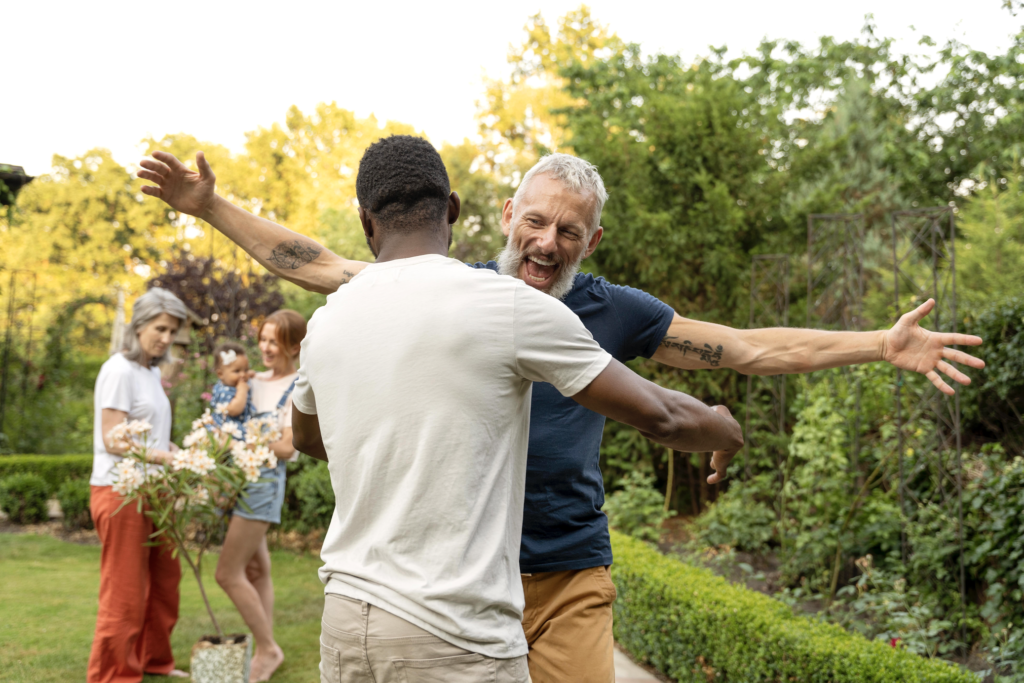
87, 486, 181, 683
521, 566, 617, 683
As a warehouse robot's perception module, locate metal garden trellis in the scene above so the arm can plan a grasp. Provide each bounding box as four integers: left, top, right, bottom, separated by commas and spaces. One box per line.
890, 206, 966, 633
807, 213, 866, 482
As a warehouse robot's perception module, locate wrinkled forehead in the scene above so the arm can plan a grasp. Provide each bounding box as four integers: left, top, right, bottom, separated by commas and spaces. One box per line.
515, 173, 599, 225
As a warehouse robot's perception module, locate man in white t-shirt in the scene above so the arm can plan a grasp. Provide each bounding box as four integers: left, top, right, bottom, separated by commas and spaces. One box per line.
289, 136, 742, 683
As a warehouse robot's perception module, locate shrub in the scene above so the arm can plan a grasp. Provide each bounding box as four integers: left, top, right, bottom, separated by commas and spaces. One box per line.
691, 477, 776, 552
604, 470, 671, 543
289, 460, 335, 533
57, 478, 93, 530
609, 531, 976, 683
0, 454, 92, 491
0, 473, 51, 524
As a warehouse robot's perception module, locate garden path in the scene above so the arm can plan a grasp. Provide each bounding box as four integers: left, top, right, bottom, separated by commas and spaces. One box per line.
614, 643, 659, 681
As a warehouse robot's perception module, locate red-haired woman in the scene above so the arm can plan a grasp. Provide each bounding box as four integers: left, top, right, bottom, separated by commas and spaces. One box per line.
214, 309, 306, 682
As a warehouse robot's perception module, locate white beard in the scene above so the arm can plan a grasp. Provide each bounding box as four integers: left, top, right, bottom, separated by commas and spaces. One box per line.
496, 231, 585, 300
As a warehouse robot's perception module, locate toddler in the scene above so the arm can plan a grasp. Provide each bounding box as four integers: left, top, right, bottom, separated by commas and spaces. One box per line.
209, 341, 254, 438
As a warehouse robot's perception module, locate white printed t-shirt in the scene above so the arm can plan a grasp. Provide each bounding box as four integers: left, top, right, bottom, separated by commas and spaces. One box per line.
291, 254, 612, 659
91, 352, 172, 486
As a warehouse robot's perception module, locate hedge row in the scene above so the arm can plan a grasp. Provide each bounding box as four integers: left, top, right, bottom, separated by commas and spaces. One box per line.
609, 531, 976, 683
0, 455, 93, 491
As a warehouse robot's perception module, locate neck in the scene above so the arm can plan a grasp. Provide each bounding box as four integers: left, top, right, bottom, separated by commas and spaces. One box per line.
268, 359, 296, 379
374, 227, 450, 263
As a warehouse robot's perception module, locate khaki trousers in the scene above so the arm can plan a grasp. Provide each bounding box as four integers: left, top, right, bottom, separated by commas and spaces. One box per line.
319, 594, 530, 683
521, 566, 617, 683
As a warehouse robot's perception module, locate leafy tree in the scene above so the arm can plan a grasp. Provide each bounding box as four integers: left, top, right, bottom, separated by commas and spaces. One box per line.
2, 149, 177, 347
147, 251, 283, 353
562, 45, 786, 322
957, 179, 1024, 305
479, 6, 625, 170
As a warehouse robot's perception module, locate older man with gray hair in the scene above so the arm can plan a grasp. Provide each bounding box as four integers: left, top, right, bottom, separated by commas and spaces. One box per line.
139, 145, 984, 683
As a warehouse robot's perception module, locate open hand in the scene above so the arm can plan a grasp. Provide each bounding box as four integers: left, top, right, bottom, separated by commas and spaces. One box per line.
882, 298, 984, 396
708, 405, 742, 485
138, 151, 217, 218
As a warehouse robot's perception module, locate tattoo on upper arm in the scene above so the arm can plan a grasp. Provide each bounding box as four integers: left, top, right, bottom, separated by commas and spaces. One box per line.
267, 240, 322, 270
338, 270, 357, 285
660, 336, 724, 366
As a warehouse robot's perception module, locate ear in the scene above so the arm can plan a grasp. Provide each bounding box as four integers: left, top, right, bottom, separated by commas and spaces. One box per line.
447, 191, 461, 225
583, 226, 604, 259
500, 198, 514, 237
359, 207, 373, 240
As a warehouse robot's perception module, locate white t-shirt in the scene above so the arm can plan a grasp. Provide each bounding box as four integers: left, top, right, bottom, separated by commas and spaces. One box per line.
250, 370, 299, 461
292, 254, 611, 659
91, 353, 172, 486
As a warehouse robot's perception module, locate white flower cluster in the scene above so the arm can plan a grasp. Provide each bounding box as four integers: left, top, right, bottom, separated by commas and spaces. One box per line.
190, 487, 210, 505
112, 459, 146, 496
107, 419, 153, 451
244, 414, 282, 446
191, 409, 215, 432
231, 440, 278, 483
171, 447, 217, 475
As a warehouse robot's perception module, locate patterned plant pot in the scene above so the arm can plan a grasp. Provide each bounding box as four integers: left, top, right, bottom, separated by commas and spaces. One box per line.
191, 634, 252, 683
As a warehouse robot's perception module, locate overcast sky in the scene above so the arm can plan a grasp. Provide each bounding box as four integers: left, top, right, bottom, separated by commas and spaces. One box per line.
5, 0, 1021, 176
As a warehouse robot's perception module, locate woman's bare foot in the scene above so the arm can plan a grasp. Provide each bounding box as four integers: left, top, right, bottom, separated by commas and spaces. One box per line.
250, 644, 285, 682
166, 670, 190, 678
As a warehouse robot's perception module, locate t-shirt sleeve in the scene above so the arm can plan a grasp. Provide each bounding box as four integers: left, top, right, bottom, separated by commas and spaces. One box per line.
608, 283, 676, 361
291, 362, 317, 415
97, 361, 134, 412
513, 284, 612, 397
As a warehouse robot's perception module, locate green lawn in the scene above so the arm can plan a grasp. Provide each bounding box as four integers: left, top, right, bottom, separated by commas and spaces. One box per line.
0, 533, 326, 682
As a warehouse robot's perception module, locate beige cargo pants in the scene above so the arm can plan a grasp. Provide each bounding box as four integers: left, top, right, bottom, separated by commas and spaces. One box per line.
319, 594, 530, 683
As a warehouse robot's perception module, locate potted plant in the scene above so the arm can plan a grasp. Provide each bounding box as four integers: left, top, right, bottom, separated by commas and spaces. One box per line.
111, 409, 281, 683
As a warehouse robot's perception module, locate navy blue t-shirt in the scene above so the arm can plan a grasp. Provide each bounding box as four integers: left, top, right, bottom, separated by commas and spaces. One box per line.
472, 262, 675, 572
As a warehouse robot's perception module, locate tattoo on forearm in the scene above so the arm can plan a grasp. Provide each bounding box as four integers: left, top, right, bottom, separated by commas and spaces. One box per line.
338, 270, 356, 285
660, 336, 724, 366
267, 240, 322, 270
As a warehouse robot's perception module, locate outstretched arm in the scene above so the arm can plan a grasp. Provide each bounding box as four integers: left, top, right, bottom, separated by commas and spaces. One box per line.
138, 151, 368, 294
652, 299, 984, 396
572, 359, 744, 483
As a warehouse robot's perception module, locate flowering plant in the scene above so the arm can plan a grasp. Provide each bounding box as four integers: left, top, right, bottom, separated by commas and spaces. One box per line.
111, 409, 281, 637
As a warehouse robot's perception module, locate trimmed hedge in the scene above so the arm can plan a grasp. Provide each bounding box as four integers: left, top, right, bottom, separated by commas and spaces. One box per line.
0, 455, 92, 491
609, 531, 976, 683
0, 473, 50, 524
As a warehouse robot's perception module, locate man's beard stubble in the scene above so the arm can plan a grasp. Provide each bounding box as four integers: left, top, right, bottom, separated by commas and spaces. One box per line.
495, 230, 585, 301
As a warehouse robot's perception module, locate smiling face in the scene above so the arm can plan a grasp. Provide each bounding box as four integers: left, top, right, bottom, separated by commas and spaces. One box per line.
258, 322, 300, 374
496, 173, 604, 299
136, 313, 180, 365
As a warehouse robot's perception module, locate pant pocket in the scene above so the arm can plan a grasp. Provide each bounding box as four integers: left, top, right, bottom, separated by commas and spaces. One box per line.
320, 643, 341, 683
393, 652, 496, 683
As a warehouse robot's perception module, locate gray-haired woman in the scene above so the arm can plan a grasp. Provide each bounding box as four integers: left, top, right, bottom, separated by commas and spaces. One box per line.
88, 287, 190, 683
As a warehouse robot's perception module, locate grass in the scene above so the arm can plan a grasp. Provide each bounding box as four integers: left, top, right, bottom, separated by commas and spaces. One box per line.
0, 533, 326, 682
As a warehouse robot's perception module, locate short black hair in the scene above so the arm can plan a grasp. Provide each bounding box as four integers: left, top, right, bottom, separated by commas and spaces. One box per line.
356, 135, 451, 232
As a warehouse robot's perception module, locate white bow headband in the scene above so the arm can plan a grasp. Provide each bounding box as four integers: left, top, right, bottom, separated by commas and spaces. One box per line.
219, 349, 238, 366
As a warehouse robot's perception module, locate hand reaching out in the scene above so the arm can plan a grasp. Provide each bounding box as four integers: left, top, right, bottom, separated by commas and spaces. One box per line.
707, 405, 742, 485
138, 151, 217, 218
882, 299, 985, 396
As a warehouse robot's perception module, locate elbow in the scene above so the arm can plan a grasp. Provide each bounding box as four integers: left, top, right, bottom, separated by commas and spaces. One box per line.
643, 404, 681, 444
291, 430, 312, 453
